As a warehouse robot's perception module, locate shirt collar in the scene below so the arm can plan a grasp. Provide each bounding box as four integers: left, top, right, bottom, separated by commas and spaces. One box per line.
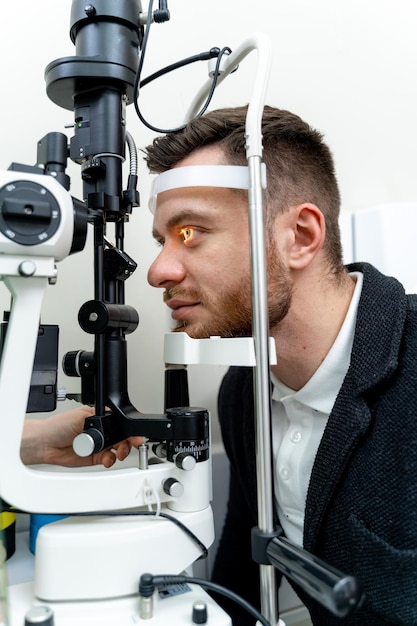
271, 272, 363, 414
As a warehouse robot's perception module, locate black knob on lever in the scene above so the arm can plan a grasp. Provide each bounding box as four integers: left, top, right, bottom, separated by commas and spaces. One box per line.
265, 535, 364, 618
78, 300, 139, 334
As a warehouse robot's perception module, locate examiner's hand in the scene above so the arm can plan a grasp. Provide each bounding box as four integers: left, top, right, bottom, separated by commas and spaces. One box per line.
20, 406, 144, 468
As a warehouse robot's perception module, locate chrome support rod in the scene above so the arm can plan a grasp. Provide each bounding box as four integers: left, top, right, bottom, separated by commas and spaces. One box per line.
187, 33, 277, 623
247, 154, 278, 625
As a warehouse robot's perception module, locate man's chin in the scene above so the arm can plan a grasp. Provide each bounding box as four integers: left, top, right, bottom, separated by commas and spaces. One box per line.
172, 323, 210, 339
172, 325, 187, 334
172, 323, 194, 336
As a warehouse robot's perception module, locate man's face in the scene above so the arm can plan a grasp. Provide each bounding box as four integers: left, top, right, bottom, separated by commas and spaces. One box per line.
147, 147, 293, 339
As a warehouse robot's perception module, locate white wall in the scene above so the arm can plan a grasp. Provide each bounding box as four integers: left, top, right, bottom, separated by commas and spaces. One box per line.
1, 0, 417, 447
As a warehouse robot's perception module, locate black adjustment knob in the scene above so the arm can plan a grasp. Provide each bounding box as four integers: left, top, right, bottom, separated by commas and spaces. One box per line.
78, 300, 139, 334
192, 600, 208, 624
175, 452, 196, 471
62, 350, 81, 376
24, 605, 54, 625
0, 181, 61, 245
162, 477, 183, 498
152, 442, 166, 458
62, 350, 94, 377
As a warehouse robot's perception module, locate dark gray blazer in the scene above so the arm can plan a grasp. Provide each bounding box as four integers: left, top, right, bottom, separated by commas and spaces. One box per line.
211, 262, 417, 625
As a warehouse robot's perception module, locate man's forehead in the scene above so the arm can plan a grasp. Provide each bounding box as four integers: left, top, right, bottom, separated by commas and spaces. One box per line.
151, 179, 250, 240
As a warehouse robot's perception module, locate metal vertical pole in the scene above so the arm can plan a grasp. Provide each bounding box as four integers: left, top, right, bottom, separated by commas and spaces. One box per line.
247, 155, 278, 625
186, 32, 277, 623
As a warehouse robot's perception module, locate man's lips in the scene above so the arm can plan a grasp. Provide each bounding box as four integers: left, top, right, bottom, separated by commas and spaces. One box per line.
166, 298, 201, 320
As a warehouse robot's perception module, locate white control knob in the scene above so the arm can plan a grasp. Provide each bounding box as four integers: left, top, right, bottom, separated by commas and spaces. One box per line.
73, 429, 104, 457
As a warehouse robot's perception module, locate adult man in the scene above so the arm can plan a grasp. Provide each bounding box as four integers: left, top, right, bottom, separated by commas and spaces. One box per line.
143, 105, 417, 625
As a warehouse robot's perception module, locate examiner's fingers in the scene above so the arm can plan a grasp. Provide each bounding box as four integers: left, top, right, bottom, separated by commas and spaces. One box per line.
114, 441, 130, 461
114, 438, 145, 461
94, 449, 117, 468
129, 437, 145, 448
91, 438, 145, 468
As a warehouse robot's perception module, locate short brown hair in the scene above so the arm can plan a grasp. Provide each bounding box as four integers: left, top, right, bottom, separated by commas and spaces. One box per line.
144, 105, 344, 274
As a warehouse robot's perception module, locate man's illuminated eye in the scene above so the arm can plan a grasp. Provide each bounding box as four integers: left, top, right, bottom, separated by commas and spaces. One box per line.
180, 227, 195, 244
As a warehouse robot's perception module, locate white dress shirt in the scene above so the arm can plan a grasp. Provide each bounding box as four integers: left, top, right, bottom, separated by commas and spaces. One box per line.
270, 272, 363, 545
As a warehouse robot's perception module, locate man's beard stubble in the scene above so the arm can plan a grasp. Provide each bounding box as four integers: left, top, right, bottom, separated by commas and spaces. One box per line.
164, 284, 253, 339
164, 244, 293, 340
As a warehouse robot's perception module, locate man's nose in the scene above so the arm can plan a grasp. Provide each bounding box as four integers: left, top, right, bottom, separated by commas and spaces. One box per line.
147, 247, 185, 288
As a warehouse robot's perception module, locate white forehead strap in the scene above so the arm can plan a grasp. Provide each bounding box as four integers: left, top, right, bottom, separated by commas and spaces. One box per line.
148, 164, 267, 213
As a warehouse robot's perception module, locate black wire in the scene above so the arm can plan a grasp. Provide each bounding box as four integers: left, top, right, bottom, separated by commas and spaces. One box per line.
132, 0, 233, 134
139, 49, 220, 88
80, 510, 209, 559
134, 46, 231, 134
6, 507, 209, 560
193, 47, 232, 119
151, 574, 272, 626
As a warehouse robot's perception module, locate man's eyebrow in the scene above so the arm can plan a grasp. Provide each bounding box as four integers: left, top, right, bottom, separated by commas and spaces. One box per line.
152, 209, 213, 240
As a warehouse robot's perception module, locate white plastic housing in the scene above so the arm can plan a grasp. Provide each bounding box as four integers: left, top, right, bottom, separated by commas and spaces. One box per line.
34, 506, 214, 601
164, 332, 277, 366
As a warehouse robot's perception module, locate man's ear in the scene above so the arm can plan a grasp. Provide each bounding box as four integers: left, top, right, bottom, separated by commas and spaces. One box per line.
287, 203, 325, 270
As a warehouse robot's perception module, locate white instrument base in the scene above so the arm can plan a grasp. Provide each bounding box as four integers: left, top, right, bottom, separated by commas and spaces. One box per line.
8, 581, 232, 625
